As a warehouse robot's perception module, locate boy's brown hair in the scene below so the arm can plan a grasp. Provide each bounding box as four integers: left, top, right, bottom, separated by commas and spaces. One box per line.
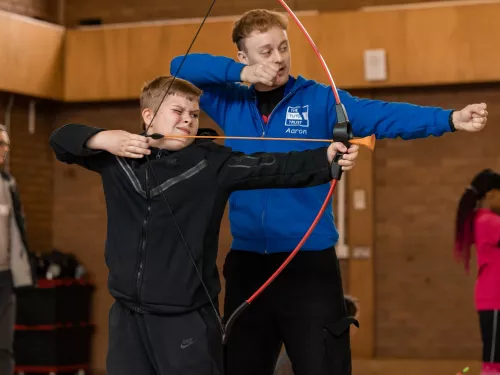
140, 76, 203, 130
232, 9, 288, 51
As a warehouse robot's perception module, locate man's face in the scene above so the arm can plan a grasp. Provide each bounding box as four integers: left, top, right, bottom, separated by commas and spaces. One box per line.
0, 131, 10, 165
142, 93, 200, 151
238, 26, 291, 89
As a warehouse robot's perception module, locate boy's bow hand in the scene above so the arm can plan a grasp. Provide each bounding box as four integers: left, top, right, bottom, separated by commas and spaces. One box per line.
452, 103, 488, 132
327, 142, 359, 171
87, 130, 151, 158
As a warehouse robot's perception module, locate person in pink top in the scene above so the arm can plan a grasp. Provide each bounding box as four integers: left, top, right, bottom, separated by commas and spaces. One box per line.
455, 169, 500, 375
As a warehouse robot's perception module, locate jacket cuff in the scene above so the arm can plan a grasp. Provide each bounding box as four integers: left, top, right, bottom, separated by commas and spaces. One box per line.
68, 123, 106, 156
448, 110, 456, 132
438, 109, 455, 133
226, 60, 246, 82
310, 147, 333, 179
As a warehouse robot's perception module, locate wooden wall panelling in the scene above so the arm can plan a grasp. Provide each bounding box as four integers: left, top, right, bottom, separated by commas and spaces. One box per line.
62, 0, 348, 27
63, 2, 500, 102
0, 10, 64, 99
62, 0, 459, 27
64, 20, 237, 101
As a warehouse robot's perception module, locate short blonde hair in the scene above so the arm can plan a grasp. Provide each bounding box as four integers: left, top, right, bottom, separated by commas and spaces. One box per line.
140, 76, 203, 130
232, 9, 288, 51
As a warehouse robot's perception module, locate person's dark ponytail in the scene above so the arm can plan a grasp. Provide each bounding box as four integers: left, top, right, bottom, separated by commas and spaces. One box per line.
455, 187, 480, 272
454, 169, 500, 272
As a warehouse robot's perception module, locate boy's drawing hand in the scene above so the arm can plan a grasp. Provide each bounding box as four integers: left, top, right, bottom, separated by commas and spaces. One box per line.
87, 130, 151, 158
327, 142, 359, 171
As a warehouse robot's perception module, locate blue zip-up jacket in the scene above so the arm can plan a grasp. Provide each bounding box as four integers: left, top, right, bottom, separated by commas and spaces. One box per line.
171, 53, 454, 253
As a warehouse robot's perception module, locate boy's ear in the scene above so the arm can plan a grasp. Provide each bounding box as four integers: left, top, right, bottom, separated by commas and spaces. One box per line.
142, 108, 152, 129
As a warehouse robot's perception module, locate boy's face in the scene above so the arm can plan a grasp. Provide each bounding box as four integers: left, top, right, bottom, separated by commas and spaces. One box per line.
142, 93, 200, 151
0, 131, 10, 165
237, 26, 291, 89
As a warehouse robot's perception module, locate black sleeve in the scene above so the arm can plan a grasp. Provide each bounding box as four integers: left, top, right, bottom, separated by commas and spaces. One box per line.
49, 123, 111, 172
217, 147, 332, 192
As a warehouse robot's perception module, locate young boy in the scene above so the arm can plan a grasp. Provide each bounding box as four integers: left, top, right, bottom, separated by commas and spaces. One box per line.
170, 9, 488, 375
49, 75, 358, 375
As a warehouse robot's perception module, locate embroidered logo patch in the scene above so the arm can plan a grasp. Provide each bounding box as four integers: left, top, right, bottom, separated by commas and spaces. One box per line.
285, 105, 309, 135
285, 105, 309, 127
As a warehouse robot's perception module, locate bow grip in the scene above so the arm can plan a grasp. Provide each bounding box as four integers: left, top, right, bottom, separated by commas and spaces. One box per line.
330, 103, 353, 180
330, 152, 344, 180
332, 103, 353, 147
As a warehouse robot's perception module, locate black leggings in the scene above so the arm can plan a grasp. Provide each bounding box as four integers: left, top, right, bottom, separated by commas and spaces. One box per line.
479, 310, 500, 363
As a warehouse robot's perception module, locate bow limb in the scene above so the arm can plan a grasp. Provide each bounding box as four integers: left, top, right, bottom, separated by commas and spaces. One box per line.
221, 0, 352, 344
276, 0, 341, 104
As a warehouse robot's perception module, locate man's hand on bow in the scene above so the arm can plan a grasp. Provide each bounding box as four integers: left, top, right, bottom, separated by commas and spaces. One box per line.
327, 142, 359, 171
86, 130, 151, 158
452, 103, 488, 132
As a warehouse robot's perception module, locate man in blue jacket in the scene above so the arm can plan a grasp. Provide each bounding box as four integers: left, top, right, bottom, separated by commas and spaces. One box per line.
170, 9, 488, 375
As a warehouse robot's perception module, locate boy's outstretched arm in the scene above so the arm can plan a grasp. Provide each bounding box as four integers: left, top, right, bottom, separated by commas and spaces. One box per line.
49, 124, 150, 172
217, 142, 359, 192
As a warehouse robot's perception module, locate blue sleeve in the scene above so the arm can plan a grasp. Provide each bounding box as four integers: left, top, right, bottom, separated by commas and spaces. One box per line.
170, 53, 245, 86
328, 89, 454, 140
170, 53, 247, 131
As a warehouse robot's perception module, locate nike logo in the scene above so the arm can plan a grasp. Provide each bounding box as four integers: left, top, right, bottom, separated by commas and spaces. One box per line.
180, 338, 196, 349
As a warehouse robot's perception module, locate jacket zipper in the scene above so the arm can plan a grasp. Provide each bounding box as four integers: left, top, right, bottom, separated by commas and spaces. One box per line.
254, 91, 294, 254
134, 168, 151, 312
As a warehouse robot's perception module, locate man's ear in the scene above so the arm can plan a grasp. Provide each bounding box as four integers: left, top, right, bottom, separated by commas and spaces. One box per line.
237, 50, 248, 65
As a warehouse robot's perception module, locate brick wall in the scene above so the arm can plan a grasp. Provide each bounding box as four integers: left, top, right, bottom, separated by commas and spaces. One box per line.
50, 100, 351, 372
51, 102, 232, 371
0, 0, 60, 23
51, 101, 139, 371
372, 83, 500, 359
49, 83, 500, 368
0, 92, 57, 253
2, 82, 495, 371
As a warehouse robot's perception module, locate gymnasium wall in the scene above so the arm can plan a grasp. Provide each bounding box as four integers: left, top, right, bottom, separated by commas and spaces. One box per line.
0, 0, 60, 23
50, 84, 500, 367
1, 0, 473, 27
373, 83, 500, 359
0, 93, 57, 253
2, 1, 500, 373
50, 102, 351, 369
63, 0, 460, 27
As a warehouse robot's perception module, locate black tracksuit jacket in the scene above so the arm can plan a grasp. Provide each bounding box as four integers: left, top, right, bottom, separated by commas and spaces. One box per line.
49, 124, 333, 315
